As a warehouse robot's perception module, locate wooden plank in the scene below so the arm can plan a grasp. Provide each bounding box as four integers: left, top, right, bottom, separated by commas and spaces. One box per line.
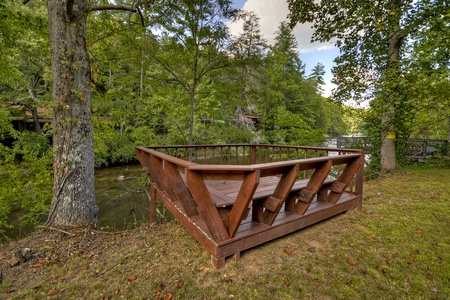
185, 169, 230, 242
325, 157, 362, 204
152, 188, 218, 256
161, 159, 199, 217
206, 176, 336, 207
214, 193, 360, 262
262, 165, 299, 225
136, 150, 164, 190
293, 160, 332, 215
261, 196, 283, 212
228, 171, 260, 238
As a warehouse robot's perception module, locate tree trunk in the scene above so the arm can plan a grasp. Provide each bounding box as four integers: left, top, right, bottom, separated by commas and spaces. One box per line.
30, 106, 43, 135
46, 0, 98, 227
380, 12, 404, 171
380, 106, 396, 170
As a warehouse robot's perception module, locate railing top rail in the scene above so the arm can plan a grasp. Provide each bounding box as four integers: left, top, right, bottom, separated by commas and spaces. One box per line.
137, 145, 363, 172
136, 146, 195, 168
187, 153, 362, 172
143, 144, 363, 153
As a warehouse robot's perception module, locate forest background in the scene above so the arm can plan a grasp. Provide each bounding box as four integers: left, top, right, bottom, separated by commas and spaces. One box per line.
0, 0, 449, 237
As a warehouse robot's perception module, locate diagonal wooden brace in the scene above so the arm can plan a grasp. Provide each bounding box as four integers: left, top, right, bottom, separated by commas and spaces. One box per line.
228, 170, 260, 238
262, 165, 299, 225
291, 160, 331, 215
325, 156, 362, 204
186, 169, 230, 242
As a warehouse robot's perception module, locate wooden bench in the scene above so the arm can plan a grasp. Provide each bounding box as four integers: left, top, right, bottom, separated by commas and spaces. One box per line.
136, 144, 364, 269
205, 177, 337, 208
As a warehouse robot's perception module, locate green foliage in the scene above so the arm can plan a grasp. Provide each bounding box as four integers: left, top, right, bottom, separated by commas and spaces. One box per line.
0, 1, 355, 233
0, 132, 52, 237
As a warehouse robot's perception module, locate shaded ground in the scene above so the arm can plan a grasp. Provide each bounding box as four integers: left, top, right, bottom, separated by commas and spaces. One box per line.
1, 167, 450, 299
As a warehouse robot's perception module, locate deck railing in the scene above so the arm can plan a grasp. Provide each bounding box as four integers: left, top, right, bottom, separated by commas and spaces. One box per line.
136, 144, 364, 268
146, 144, 360, 164
144, 144, 363, 187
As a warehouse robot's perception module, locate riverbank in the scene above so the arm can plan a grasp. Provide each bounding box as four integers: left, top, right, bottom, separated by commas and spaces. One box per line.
1, 167, 450, 299
2, 164, 150, 242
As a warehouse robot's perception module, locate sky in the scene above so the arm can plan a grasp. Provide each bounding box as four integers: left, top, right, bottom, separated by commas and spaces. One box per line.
228, 0, 339, 97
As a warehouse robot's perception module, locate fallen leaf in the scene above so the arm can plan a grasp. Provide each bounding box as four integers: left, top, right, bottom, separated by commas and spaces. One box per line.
79, 265, 89, 270
284, 280, 291, 287
158, 284, 166, 290
7, 287, 16, 293
128, 276, 137, 282
347, 258, 357, 266
30, 259, 46, 268
284, 248, 299, 255
164, 293, 173, 300
152, 290, 161, 298
47, 288, 59, 296
173, 282, 183, 289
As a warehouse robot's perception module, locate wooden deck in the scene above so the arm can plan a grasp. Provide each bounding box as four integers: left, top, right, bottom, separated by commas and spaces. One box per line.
136, 144, 364, 269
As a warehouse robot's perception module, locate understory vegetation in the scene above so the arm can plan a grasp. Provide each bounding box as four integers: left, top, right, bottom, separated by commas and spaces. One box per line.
1, 166, 449, 299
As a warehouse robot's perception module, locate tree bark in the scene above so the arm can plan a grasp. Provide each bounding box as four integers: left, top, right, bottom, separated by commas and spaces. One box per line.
380, 106, 396, 170
380, 10, 404, 171
46, 0, 98, 227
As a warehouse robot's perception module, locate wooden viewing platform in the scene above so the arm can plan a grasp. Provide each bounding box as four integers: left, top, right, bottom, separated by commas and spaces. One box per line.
136, 144, 364, 269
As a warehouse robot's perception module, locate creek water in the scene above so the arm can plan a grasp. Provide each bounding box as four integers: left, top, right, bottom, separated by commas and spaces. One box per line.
94, 164, 150, 230
3, 164, 150, 242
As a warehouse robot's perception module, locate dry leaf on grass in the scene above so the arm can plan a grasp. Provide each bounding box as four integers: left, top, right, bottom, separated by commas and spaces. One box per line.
164, 293, 173, 300
284, 248, 299, 255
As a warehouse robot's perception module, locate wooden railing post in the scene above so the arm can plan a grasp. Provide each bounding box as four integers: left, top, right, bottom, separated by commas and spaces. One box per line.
250, 145, 256, 164
355, 151, 364, 210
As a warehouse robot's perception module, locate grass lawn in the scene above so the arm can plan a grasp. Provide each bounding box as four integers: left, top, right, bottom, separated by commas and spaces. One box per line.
1, 166, 450, 299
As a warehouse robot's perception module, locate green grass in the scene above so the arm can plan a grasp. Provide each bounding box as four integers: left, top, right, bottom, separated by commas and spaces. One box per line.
1, 166, 450, 299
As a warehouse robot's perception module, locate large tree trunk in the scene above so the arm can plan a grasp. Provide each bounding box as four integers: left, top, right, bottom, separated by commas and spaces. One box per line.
46, 0, 98, 227
380, 106, 396, 170
380, 18, 404, 171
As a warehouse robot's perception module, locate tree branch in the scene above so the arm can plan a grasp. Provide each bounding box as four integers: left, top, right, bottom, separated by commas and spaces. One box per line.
89, 0, 147, 27
89, 5, 138, 13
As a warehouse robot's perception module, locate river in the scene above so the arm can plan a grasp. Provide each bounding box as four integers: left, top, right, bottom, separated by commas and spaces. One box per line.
2, 164, 150, 242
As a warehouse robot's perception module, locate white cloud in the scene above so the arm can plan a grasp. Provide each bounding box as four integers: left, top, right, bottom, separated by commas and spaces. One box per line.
321, 81, 336, 98
228, 0, 335, 53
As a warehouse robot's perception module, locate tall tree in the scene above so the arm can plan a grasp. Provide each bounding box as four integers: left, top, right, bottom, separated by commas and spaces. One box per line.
263, 22, 327, 145
45, 0, 144, 227
231, 10, 268, 116
0, 0, 50, 134
287, 0, 449, 170
148, 0, 237, 145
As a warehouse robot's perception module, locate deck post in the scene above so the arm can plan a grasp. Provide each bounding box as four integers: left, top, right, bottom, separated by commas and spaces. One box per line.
355, 151, 365, 210
250, 145, 256, 164
149, 183, 157, 224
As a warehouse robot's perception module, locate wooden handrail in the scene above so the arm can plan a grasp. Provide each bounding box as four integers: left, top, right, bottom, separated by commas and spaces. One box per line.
141, 144, 362, 166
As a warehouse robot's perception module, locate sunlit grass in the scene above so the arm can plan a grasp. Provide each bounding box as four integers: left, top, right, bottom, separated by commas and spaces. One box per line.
2, 166, 450, 299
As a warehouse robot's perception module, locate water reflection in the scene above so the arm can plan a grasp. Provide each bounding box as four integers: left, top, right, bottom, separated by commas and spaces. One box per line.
95, 164, 149, 230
